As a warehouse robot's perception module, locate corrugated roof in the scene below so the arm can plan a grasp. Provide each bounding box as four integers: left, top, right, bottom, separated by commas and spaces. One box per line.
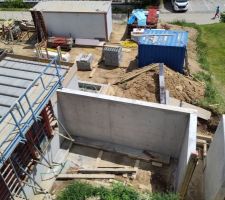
0, 55, 69, 161
139, 29, 188, 47
31, 1, 111, 13
0, 56, 67, 117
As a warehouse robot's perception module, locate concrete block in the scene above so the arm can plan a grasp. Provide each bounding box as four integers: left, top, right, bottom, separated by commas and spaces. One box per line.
76, 53, 93, 71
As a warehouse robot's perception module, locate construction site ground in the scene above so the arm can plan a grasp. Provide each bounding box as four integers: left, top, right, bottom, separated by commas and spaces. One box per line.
1, 22, 214, 151
0, 22, 213, 198
51, 141, 177, 197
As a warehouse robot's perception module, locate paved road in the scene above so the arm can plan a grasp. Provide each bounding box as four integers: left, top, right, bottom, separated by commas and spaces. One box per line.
159, 12, 220, 24
0, 11, 32, 21
0, 11, 221, 25
161, 0, 225, 13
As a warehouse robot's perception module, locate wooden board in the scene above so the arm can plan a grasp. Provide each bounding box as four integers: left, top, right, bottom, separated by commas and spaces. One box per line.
57, 174, 115, 180
178, 153, 198, 199
169, 97, 211, 120
78, 168, 136, 174
113, 64, 158, 85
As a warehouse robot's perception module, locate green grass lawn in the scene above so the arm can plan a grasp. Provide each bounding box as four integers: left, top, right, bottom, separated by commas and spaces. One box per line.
0, 7, 29, 11
200, 23, 225, 86
172, 21, 225, 114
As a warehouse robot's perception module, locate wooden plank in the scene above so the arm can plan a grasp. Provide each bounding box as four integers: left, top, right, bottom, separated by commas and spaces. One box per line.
113, 64, 158, 85
89, 59, 102, 78
78, 168, 136, 174
197, 133, 212, 143
169, 97, 211, 120
89, 67, 97, 78
181, 101, 211, 120
57, 174, 115, 180
197, 139, 207, 146
178, 153, 198, 200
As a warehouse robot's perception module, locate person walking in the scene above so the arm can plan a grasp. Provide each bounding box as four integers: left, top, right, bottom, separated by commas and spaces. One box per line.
214, 6, 220, 18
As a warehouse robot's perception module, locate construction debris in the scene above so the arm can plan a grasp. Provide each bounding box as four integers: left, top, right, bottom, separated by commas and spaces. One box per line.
76, 53, 93, 71
103, 46, 122, 67
120, 40, 138, 48
47, 36, 73, 51
113, 64, 158, 85
113, 66, 205, 104
75, 38, 105, 47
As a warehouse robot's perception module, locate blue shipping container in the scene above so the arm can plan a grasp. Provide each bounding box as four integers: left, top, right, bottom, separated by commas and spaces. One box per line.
138, 29, 188, 73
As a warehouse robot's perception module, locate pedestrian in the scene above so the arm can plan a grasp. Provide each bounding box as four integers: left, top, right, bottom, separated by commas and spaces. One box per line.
214, 6, 220, 18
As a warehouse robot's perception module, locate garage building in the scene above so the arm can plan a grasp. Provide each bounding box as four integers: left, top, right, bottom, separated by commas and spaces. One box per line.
31, 1, 112, 41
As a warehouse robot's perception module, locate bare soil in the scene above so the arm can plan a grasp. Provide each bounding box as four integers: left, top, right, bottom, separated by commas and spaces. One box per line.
113, 66, 205, 104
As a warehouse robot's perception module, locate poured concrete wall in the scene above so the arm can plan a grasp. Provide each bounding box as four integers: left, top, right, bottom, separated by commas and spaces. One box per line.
57, 89, 197, 158
177, 114, 197, 190
204, 115, 225, 200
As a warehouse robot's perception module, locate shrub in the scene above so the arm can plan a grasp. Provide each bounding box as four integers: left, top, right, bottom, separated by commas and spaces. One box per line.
57, 181, 179, 200
1, 0, 31, 8
220, 12, 225, 22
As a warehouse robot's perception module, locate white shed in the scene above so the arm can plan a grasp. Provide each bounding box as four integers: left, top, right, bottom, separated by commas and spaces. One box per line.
31, 1, 112, 41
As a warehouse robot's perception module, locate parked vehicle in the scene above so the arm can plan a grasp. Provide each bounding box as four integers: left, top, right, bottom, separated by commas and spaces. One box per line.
171, 0, 189, 11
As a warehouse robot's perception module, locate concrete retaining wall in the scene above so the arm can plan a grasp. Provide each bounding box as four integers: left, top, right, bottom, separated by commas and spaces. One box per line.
57, 89, 197, 191
177, 114, 197, 190
204, 115, 225, 200
57, 89, 197, 158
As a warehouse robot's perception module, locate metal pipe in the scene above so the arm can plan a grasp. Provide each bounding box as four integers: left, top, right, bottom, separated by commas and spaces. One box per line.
0, 171, 15, 200
15, 162, 49, 196
24, 94, 37, 123
10, 110, 24, 139
8, 158, 28, 200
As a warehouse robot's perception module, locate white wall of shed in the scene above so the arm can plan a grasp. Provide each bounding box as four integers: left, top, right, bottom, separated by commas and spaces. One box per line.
106, 6, 112, 40
43, 12, 107, 40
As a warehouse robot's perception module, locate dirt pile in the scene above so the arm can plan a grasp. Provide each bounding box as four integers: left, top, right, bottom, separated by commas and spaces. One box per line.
113, 66, 205, 103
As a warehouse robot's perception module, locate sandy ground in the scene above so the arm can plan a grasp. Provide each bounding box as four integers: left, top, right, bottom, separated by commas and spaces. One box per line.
52, 143, 177, 196
0, 22, 207, 199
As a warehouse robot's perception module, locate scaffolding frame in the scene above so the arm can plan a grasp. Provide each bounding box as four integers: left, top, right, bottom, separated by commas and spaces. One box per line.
0, 57, 63, 164
0, 57, 64, 199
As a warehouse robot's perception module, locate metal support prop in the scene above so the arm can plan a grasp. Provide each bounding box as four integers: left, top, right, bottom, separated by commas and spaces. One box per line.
8, 158, 28, 200
0, 171, 15, 200
18, 100, 26, 116
14, 160, 49, 196
24, 94, 37, 123
10, 111, 24, 139
40, 76, 46, 89
15, 104, 23, 119
54, 59, 62, 88
32, 141, 53, 169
